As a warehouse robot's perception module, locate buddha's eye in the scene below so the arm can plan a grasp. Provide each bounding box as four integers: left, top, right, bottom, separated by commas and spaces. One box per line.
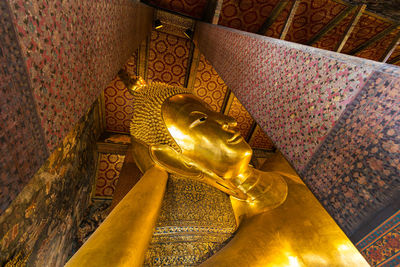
190, 116, 207, 128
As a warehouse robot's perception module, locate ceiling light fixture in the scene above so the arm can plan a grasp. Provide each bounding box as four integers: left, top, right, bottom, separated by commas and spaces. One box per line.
154, 19, 163, 29
184, 29, 193, 39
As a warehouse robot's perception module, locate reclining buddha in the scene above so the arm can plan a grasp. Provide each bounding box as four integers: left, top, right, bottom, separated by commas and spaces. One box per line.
66, 76, 369, 266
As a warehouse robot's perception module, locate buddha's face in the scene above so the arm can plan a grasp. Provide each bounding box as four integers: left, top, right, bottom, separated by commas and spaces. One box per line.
162, 94, 252, 179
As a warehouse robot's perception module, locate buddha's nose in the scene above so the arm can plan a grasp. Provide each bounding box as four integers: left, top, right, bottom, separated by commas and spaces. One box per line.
218, 114, 237, 130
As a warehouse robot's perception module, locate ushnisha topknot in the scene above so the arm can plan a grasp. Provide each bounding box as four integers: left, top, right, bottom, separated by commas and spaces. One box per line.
129, 81, 192, 152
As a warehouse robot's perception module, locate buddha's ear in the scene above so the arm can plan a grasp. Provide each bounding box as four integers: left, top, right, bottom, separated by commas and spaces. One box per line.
149, 144, 202, 177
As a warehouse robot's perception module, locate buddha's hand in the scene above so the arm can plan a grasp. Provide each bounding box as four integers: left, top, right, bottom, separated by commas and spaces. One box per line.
232, 167, 288, 216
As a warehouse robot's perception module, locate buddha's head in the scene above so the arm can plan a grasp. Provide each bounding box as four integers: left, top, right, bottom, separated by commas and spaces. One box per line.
129, 81, 252, 198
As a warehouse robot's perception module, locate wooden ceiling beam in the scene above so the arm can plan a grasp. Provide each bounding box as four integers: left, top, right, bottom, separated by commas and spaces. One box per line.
221, 89, 235, 115
349, 23, 399, 55
185, 44, 200, 90
97, 93, 106, 134
138, 37, 150, 80
202, 0, 223, 24
97, 141, 129, 155
184, 41, 196, 88
307, 5, 356, 46
387, 54, 400, 65
257, 0, 290, 35
212, 0, 224, 24
202, 0, 218, 23
335, 4, 366, 52
246, 122, 258, 143
380, 32, 400, 62
280, 0, 300, 40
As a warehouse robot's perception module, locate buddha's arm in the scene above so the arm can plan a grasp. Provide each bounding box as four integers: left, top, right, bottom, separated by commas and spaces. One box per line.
65, 165, 168, 267
201, 177, 369, 267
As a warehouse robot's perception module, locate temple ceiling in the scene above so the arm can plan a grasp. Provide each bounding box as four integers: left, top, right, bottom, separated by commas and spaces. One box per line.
144, 0, 400, 66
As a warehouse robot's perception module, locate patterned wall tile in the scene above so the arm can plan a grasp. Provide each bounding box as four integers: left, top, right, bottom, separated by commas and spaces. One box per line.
94, 153, 125, 199
8, 0, 152, 151
0, 100, 101, 266
104, 52, 137, 133
303, 70, 400, 235
147, 31, 190, 87
227, 97, 254, 139
218, 0, 280, 33
341, 14, 391, 54
0, 0, 152, 212
285, 0, 347, 44
249, 126, 274, 150
147, 0, 208, 19
356, 28, 400, 62
356, 210, 400, 266
197, 23, 375, 171
193, 54, 228, 112
0, 0, 49, 213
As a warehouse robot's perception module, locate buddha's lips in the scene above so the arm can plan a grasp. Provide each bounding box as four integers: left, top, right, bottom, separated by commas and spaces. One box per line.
227, 132, 243, 144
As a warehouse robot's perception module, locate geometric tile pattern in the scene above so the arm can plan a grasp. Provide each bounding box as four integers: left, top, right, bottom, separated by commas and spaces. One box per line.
356, 210, 400, 266
94, 153, 125, 198
218, 0, 280, 33
0, 0, 152, 212
285, 0, 347, 44
148, 31, 190, 87
193, 54, 228, 112
197, 23, 374, 171
8, 0, 150, 151
0, 0, 49, 213
303, 70, 400, 235
196, 22, 399, 236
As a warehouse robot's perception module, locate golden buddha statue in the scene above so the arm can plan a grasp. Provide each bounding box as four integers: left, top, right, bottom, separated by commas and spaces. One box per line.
66, 77, 369, 266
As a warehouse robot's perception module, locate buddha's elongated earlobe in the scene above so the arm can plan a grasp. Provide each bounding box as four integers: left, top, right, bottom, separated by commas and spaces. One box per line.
149, 144, 202, 178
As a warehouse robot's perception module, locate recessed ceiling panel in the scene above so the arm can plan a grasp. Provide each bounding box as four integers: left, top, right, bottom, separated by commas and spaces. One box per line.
147, 0, 208, 19
104, 53, 137, 133
218, 0, 280, 33
193, 54, 228, 112
147, 31, 190, 86
94, 153, 125, 199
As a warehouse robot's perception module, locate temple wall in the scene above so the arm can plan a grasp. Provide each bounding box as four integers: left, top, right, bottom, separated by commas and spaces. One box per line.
196, 23, 400, 237
0, 100, 101, 266
0, 0, 153, 212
